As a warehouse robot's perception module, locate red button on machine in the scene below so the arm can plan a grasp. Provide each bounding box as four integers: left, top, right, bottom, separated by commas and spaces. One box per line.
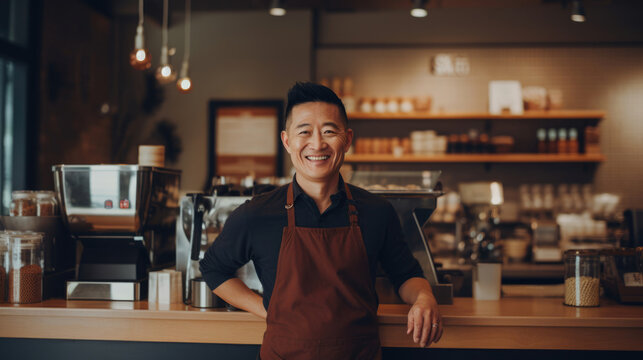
120, 199, 130, 209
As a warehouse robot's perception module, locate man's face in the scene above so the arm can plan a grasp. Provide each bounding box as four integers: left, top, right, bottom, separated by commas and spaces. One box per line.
281, 102, 353, 185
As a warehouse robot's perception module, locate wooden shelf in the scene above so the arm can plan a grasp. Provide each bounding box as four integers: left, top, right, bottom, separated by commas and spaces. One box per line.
348, 110, 605, 120
345, 153, 606, 163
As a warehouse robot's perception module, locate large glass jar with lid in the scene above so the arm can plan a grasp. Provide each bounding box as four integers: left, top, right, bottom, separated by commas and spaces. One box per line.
10, 191, 37, 216
8, 232, 43, 304
564, 249, 600, 307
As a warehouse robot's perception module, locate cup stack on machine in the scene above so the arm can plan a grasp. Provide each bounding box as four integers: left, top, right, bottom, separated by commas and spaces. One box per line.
138, 145, 165, 167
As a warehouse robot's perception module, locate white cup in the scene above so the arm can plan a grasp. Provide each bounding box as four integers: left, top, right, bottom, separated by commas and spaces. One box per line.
473, 262, 502, 300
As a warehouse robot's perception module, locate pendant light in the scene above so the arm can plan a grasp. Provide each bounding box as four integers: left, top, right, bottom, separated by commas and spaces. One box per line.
411, 0, 428, 18
176, 0, 192, 93
155, 0, 177, 84
571, 0, 586, 23
129, 0, 152, 70
270, 0, 286, 16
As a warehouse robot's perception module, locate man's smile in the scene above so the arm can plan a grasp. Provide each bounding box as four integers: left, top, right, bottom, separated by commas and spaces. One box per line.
305, 155, 330, 161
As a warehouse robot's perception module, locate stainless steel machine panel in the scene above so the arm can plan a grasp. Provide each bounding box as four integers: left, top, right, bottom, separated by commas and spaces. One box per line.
53, 165, 181, 234
54, 164, 181, 274
66, 280, 143, 301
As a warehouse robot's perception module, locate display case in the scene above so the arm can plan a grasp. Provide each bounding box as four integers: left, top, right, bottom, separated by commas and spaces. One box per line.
349, 170, 442, 196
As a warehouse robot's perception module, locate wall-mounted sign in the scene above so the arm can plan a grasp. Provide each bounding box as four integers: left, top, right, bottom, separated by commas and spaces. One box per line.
208, 100, 284, 185
431, 54, 470, 76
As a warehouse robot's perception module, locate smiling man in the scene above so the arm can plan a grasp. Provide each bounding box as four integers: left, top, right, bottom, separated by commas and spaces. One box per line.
200, 82, 442, 360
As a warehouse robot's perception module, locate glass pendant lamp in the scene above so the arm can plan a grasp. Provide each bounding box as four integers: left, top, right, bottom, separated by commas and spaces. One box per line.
129, 0, 151, 70
155, 0, 177, 84
177, 0, 192, 93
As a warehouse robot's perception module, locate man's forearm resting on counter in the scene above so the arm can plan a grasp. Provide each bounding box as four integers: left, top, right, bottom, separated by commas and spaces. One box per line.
398, 277, 443, 347
213, 278, 267, 319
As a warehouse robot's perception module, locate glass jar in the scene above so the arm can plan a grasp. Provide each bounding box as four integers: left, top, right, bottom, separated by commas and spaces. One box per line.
564, 249, 600, 307
359, 98, 373, 113
8, 233, 43, 304
35, 191, 58, 216
10, 191, 37, 216
374, 98, 387, 113
0, 234, 9, 303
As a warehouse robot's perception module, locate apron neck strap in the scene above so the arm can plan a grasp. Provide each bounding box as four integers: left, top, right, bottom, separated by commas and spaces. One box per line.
286, 183, 295, 227
285, 182, 359, 227
344, 183, 359, 227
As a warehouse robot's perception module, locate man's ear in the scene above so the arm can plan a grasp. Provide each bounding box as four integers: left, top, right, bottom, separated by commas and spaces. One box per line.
281, 130, 292, 154
344, 128, 354, 153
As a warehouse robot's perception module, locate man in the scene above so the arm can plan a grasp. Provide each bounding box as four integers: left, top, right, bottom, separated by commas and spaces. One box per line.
200, 82, 442, 359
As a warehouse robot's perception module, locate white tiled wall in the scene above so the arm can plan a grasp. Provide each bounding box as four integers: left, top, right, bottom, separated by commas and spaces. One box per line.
318, 47, 643, 208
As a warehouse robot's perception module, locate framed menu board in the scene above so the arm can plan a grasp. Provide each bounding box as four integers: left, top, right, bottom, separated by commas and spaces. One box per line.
208, 100, 284, 184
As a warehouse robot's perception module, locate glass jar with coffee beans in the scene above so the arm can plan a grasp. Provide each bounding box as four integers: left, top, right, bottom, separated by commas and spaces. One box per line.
8, 232, 44, 304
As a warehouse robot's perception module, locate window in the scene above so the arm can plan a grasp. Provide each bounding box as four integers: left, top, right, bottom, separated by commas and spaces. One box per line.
0, 59, 28, 212
0, 0, 31, 213
0, 0, 29, 46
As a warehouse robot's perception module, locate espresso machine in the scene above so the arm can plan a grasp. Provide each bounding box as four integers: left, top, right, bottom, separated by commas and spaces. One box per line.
458, 181, 504, 262
176, 191, 263, 306
53, 165, 180, 300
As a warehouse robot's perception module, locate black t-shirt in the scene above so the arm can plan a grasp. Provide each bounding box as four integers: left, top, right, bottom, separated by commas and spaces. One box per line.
199, 176, 424, 310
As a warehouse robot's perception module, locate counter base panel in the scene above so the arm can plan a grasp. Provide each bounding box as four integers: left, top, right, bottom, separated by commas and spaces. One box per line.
1, 338, 641, 360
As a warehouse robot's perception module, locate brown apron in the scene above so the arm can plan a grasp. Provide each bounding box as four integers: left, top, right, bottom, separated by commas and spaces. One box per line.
259, 182, 381, 360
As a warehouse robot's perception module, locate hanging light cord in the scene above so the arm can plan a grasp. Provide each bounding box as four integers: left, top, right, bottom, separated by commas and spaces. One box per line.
162, 0, 169, 48
138, 0, 144, 26
184, 0, 191, 63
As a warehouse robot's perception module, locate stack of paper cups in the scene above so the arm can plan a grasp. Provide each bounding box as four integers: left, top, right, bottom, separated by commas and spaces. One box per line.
149, 269, 183, 304
138, 145, 165, 167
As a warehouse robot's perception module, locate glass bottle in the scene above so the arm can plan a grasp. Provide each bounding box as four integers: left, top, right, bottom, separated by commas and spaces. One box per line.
557, 128, 568, 153
568, 128, 579, 154
537, 128, 547, 153
547, 128, 558, 153
386, 98, 400, 113
479, 133, 490, 153
342, 77, 356, 113
564, 249, 600, 307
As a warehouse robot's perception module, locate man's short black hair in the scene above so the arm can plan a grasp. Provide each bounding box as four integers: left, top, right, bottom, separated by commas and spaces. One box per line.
284, 82, 348, 129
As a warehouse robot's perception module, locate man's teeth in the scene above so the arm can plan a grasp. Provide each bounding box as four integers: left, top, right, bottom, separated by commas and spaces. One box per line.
306, 155, 330, 160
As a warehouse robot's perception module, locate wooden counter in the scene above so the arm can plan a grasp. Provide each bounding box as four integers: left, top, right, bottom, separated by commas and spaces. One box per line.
1, 297, 642, 351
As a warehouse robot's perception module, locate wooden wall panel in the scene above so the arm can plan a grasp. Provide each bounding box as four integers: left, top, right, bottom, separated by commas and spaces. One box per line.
38, 0, 113, 189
